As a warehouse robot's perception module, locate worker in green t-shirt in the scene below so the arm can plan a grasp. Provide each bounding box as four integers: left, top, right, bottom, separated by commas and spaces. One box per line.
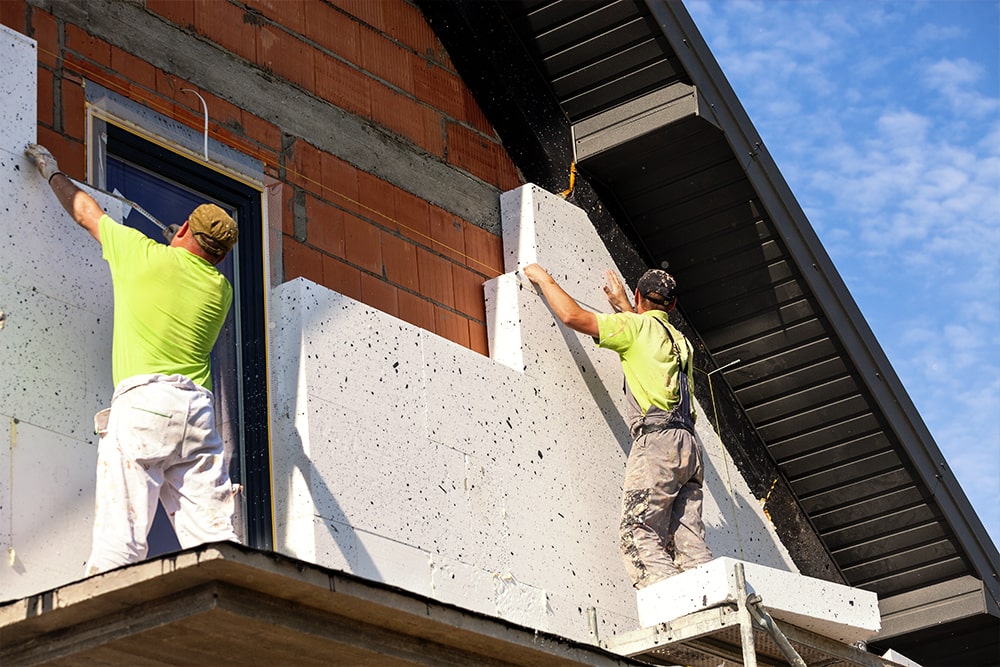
26, 144, 240, 575
523, 263, 713, 589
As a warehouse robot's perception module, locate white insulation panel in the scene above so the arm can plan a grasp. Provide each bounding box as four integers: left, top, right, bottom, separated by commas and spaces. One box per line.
270, 184, 800, 644
0, 26, 120, 600
637, 556, 881, 643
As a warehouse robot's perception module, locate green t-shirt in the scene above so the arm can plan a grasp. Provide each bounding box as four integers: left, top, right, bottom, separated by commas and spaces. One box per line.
595, 309, 696, 417
100, 214, 232, 390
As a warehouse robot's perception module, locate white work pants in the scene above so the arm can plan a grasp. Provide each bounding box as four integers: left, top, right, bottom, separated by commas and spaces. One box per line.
85, 374, 237, 575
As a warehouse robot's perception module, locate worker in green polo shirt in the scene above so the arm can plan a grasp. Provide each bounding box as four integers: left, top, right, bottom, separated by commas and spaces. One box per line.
523, 263, 713, 589
25, 144, 239, 575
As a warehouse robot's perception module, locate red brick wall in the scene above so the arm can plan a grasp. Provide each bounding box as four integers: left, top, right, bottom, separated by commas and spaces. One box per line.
3, 0, 519, 354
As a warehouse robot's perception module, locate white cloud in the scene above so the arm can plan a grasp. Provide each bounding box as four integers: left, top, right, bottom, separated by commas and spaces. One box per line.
925, 57, 981, 89
922, 57, 1000, 118
914, 22, 965, 43
877, 109, 932, 142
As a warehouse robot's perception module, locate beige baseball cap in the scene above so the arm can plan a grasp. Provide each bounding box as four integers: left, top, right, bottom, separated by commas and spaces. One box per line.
188, 204, 238, 256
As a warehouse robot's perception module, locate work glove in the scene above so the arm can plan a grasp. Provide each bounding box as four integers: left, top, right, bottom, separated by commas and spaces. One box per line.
163, 224, 181, 243
24, 143, 59, 181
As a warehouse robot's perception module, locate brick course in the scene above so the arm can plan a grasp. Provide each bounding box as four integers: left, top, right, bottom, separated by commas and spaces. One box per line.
145, 0, 195, 29
30, 8, 57, 68
193, 1, 257, 64
60, 76, 85, 140
5, 0, 519, 356
36, 66, 54, 127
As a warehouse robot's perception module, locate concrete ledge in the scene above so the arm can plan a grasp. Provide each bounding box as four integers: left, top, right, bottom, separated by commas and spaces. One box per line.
636, 556, 880, 643
0, 543, 646, 667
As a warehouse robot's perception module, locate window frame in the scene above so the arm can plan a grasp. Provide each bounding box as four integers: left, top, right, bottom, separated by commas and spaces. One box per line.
88, 111, 274, 550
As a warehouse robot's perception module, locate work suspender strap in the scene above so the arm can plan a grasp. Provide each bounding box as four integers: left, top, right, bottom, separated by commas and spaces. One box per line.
623, 316, 696, 436
647, 317, 695, 434
654, 318, 690, 373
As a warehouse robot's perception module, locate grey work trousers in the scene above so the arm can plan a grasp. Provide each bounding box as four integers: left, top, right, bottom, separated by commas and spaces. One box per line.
619, 425, 712, 588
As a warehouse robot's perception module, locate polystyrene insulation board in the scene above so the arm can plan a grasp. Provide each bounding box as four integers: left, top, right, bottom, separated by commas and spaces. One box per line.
636, 556, 880, 643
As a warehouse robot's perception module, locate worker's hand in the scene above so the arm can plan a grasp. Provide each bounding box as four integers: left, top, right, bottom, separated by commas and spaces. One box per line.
24, 143, 59, 181
521, 263, 552, 286
603, 270, 633, 313
162, 224, 181, 243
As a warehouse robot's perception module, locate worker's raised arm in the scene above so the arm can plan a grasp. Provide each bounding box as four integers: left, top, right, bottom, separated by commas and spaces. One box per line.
522, 263, 599, 337
25, 144, 103, 243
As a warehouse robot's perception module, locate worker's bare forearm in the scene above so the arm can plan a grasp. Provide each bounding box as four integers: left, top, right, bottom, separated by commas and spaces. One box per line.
536, 279, 577, 321
48, 173, 103, 243
547, 289, 599, 337
523, 263, 599, 337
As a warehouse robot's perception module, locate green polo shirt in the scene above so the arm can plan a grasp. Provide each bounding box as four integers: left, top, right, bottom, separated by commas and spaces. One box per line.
100, 214, 232, 390
595, 309, 696, 417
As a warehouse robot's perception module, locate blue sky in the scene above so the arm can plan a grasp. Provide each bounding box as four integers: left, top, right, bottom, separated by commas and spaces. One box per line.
686, 0, 1000, 547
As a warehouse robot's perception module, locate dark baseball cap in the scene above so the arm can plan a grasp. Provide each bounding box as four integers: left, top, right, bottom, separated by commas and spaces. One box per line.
636, 269, 677, 305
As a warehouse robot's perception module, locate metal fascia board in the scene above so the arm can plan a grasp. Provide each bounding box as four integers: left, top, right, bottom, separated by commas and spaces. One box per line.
573, 81, 699, 160
643, 0, 1000, 609
877, 576, 988, 639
